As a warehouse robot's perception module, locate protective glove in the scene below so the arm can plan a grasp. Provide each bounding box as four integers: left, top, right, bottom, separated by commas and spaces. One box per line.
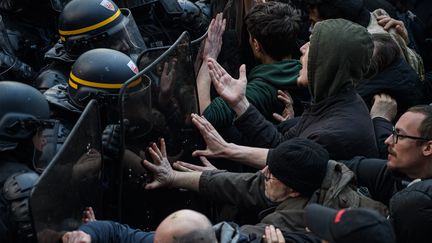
102, 124, 121, 160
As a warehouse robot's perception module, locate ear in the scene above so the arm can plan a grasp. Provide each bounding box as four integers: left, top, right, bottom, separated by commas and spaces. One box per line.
252, 38, 261, 53
422, 141, 432, 156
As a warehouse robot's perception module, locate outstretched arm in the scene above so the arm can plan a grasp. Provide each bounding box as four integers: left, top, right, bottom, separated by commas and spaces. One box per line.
197, 13, 226, 113
141, 138, 202, 191
191, 113, 268, 169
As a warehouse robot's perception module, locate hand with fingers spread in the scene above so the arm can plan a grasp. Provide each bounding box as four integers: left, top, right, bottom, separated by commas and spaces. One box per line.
203, 12, 226, 59
62, 230, 91, 243
370, 94, 397, 121
273, 90, 294, 122
173, 156, 217, 172
377, 15, 408, 43
191, 113, 230, 158
141, 138, 175, 190
159, 58, 177, 109
82, 207, 96, 224
207, 58, 249, 115
263, 225, 285, 243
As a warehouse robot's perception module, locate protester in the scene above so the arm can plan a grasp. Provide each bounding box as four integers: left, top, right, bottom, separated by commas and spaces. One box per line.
198, 1, 302, 131
344, 105, 432, 205
198, 18, 378, 169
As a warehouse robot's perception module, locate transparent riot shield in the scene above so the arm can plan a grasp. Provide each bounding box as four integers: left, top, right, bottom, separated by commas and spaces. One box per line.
30, 100, 103, 243
129, 31, 198, 156
116, 32, 202, 228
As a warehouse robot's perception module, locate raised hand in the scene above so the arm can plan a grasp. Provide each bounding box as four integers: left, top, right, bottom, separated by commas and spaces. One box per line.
370, 93, 397, 121
158, 58, 177, 109
141, 138, 175, 190
191, 113, 229, 158
207, 58, 249, 114
272, 90, 294, 122
377, 15, 408, 43
173, 156, 217, 172
203, 12, 226, 59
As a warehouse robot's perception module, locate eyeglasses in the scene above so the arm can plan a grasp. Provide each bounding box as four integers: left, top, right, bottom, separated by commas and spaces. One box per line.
391, 127, 431, 144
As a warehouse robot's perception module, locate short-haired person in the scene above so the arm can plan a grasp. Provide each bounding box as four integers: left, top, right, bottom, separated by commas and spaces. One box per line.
344, 105, 432, 205
197, 1, 302, 131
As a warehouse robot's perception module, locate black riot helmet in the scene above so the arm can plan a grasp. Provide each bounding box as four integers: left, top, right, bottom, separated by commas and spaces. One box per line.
0, 81, 53, 151
58, 0, 146, 59
51, 0, 155, 11
67, 48, 142, 110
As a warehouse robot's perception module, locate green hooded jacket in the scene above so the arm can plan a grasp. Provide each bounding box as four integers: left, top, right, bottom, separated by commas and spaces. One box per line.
308, 18, 373, 103
203, 59, 301, 128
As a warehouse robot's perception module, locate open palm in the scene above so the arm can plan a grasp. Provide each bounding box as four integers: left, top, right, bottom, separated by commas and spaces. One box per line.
207, 58, 247, 108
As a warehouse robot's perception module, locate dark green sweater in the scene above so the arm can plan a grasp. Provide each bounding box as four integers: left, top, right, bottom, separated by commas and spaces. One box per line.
203, 59, 301, 128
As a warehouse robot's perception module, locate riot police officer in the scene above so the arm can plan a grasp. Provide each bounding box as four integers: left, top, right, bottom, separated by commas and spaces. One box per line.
0, 81, 54, 243
36, 0, 147, 91
41, 48, 150, 166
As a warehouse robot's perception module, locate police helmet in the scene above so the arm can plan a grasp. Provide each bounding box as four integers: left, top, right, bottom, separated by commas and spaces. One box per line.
58, 0, 146, 58
0, 82, 52, 151
67, 48, 142, 110
51, 0, 153, 12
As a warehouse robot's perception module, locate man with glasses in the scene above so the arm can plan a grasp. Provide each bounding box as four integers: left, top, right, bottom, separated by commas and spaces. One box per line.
142, 137, 328, 238
344, 104, 432, 206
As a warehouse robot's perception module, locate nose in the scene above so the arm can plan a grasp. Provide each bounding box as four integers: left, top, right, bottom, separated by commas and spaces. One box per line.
384, 133, 393, 146
300, 42, 310, 54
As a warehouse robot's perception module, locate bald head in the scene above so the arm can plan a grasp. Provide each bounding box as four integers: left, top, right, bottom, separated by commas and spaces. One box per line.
154, 209, 217, 243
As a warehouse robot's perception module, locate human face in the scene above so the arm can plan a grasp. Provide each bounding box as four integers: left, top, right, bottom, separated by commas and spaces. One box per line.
297, 42, 310, 87
262, 166, 291, 202
385, 112, 429, 177
32, 128, 47, 152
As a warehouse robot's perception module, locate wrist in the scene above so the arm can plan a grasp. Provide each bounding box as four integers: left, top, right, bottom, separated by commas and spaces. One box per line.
370, 113, 392, 122
232, 97, 250, 116
169, 170, 179, 188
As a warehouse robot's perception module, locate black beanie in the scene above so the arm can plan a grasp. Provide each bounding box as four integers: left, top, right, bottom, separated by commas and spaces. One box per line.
266, 138, 329, 197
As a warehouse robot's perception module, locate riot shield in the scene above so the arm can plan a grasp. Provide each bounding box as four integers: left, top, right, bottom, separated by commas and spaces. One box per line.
30, 100, 103, 243
116, 32, 203, 228
129, 31, 198, 156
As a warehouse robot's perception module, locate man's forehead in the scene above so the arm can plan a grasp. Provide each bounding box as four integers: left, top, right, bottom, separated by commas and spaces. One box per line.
396, 112, 426, 132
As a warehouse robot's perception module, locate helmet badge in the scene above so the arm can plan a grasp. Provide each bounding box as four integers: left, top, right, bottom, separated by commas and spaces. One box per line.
100, 0, 115, 11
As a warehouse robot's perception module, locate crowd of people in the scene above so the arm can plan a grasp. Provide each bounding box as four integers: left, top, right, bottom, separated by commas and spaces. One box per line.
0, 0, 432, 242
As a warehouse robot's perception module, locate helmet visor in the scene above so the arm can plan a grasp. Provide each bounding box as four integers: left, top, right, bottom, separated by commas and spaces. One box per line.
134, 32, 199, 156
63, 8, 146, 59
123, 75, 152, 138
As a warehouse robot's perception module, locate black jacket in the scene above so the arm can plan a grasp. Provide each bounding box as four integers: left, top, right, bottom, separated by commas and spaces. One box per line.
356, 58, 424, 118
235, 90, 379, 160
342, 156, 411, 206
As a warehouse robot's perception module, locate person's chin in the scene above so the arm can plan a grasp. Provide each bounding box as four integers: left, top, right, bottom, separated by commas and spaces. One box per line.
386, 159, 399, 171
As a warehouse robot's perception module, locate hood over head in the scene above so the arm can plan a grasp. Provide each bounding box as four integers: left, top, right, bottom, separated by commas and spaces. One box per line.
308, 18, 373, 103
